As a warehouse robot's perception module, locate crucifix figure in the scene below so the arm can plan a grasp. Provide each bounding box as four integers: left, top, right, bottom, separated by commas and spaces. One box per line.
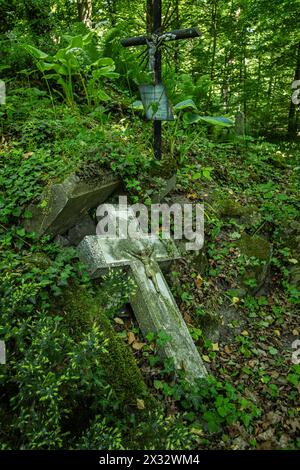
121, 0, 200, 159
78, 207, 207, 382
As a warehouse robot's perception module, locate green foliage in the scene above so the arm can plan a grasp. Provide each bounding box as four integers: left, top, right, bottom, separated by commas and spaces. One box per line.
0, 0, 299, 452
26, 33, 118, 108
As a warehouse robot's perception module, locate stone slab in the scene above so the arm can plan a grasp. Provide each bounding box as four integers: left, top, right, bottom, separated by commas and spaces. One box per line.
25, 173, 121, 238
67, 214, 96, 246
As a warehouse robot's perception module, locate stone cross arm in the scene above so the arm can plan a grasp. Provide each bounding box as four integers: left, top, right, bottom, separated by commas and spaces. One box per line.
78, 234, 207, 381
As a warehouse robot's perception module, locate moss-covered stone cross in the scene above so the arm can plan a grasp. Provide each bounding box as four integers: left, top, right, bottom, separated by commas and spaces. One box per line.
77, 209, 207, 382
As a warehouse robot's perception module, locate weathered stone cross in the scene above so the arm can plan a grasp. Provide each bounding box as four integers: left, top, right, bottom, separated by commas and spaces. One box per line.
78, 207, 207, 382
121, 0, 200, 159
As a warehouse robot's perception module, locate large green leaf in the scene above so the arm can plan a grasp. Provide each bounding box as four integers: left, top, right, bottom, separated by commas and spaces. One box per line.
183, 112, 202, 124
68, 35, 84, 49
92, 58, 115, 68
198, 116, 234, 127
131, 100, 144, 111
38, 62, 56, 72
26, 45, 49, 60
92, 68, 118, 80
174, 99, 198, 111
95, 90, 110, 101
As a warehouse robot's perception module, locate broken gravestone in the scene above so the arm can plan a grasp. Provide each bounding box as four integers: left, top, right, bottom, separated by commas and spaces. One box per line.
25, 172, 121, 238
235, 110, 246, 136
78, 208, 207, 382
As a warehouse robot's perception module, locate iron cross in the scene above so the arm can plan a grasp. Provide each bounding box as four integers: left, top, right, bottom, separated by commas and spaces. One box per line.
121, 0, 200, 159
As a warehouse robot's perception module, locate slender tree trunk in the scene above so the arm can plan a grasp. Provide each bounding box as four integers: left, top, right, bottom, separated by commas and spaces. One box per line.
77, 0, 93, 27
174, 0, 180, 73
210, 0, 218, 82
254, 57, 261, 111
242, 39, 247, 118
222, 49, 233, 113
207, 0, 218, 110
288, 42, 300, 138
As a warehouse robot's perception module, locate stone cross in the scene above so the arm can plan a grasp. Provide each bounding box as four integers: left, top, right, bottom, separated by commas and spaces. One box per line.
121, 0, 200, 159
78, 208, 207, 382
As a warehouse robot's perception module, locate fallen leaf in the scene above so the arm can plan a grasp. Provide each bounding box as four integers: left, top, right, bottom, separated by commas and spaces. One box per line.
187, 192, 198, 200
132, 341, 145, 350
184, 312, 192, 323
266, 411, 282, 425
212, 343, 219, 351
23, 152, 33, 159
257, 428, 275, 442
114, 317, 124, 325
136, 399, 145, 410
278, 434, 290, 449
231, 297, 240, 305
224, 345, 232, 354
127, 331, 135, 345
241, 330, 249, 336
274, 329, 281, 337
286, 419, 300, 432
195, 274, 203, 289
293, 329, 299, 336
190, 427, 203, 437
248, 359, 257, 367
202, 355, 211, 363
270, 370, 279, 379
288, 258, 298, 264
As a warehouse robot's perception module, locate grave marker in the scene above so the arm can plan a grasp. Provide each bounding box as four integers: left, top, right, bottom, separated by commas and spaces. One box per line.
78, 207, 207, 382
122, 0, 200, 159
25, 173, 120, 238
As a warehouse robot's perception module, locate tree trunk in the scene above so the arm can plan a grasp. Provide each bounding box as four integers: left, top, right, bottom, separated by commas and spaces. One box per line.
174, 0, 180, 73
288, 42, 300, 138
210, 0, 218, 82
77, 0, 93, 27
206, 0, 218, 110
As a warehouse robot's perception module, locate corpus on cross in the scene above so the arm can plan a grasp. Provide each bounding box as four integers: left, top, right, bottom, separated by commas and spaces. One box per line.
121, 0, 200, 159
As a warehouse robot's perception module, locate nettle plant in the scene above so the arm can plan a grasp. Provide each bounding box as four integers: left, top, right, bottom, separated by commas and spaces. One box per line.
26, 33, 119, 108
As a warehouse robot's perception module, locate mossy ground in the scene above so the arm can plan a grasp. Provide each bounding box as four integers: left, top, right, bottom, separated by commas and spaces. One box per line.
60, 284, 157, 410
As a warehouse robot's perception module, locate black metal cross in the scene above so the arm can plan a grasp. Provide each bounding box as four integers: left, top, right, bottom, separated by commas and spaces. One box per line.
121, 0, 200, 160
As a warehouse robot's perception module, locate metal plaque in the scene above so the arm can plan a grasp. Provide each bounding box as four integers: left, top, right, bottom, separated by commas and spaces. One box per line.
139, 84, 174, 121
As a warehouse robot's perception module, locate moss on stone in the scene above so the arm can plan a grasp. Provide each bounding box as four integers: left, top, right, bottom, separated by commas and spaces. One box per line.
61, 284, 157, 409
236, 233, 272, 294
237, 233, 272, 262
218, 199, 257, 219
150, 155, 177, 179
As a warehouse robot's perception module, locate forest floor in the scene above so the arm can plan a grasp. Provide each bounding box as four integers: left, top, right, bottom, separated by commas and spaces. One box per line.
0, 86, 299, 450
